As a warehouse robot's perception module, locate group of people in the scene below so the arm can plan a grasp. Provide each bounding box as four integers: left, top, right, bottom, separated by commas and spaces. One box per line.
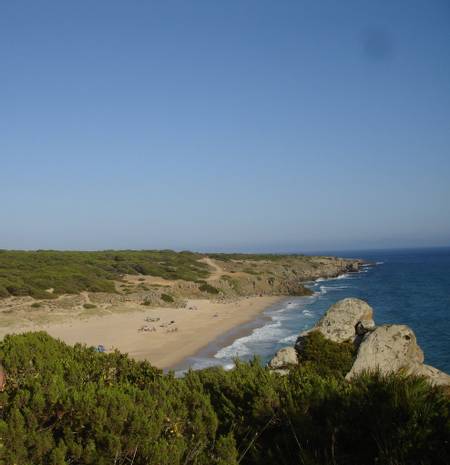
138, 318, 177, 333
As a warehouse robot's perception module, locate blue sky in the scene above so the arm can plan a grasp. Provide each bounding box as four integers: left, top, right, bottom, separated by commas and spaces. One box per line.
1, 0, 449, 252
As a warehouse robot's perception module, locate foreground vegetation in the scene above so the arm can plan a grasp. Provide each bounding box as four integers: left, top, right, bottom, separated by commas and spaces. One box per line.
0, 332, 448, 465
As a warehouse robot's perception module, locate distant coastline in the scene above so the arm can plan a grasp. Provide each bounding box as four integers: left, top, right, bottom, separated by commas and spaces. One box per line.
0, 251, 362, 369
171, 247, 450, 374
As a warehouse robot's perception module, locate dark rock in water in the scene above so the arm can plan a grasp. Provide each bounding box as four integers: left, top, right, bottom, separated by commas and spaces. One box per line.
345, 262, 360, 272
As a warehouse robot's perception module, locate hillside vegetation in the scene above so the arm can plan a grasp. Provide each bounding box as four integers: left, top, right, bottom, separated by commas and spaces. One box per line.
0, 250, 359, 301
0, 331, 448, 465
0, 250, 209, 299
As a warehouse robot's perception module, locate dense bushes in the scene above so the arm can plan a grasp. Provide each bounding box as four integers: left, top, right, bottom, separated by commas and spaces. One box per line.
82, 303, 97, 309
208, 254, 301, 262
0, 333, 228, 465
297, 330, 356, 378
0, 250, 209, 299
161, 293, 174, 303
0, 332, 449, 465
198, 283, 220, 294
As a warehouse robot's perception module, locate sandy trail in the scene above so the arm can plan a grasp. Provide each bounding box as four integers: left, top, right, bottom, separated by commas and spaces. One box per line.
199, 257, 224, 281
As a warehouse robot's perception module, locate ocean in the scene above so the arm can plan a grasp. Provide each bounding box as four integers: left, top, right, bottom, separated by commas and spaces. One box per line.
179, 247, 450, 374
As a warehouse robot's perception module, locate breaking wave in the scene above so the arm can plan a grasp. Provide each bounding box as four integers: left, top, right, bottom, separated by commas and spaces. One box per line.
179, 264, 374, 372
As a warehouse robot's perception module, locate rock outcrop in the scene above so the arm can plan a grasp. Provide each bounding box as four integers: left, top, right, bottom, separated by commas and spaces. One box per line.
295, 298, 375, 348
413, 364, 450, 387
268, 347, 298, 371
346, 324, 450, 386
346, 325, 424, 379
270, 297, 450, 388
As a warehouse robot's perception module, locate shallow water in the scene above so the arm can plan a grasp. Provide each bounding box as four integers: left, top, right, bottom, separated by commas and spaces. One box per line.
180, 247, 450, 374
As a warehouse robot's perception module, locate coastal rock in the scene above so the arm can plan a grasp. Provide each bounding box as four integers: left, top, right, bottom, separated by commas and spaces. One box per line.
412, 364, 450, 387
197, 256, 363, 299
269, 296, 450, 387
346, 325, 424, 380
268, 347, 298, 370
296, 298, 375, 348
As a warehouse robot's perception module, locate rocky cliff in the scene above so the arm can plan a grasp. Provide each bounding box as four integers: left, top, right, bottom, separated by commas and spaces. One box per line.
197, 256, 364, 299
269, 297, 450, 387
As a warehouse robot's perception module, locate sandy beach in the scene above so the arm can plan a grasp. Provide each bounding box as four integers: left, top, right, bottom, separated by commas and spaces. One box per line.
1, 296, 283, 369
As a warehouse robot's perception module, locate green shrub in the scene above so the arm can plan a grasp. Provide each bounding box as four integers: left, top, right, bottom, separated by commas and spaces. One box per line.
83, 303, 97, 309
0, 250, 210, 299
296, 330, 356, 378
0, 333, 448, 465
0, 286, 9, 298
0, 332, 219, 465
161, 293, 174, 303
208, 253, 296, 261
199, 283, 220, 294
30, 302, 42, 308
243, 268, 259, 275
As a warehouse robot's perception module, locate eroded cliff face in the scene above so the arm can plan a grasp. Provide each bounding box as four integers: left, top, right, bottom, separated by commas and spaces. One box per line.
110, 255, 363, 302
270, 297, 450, 387
197, 256, 363, 299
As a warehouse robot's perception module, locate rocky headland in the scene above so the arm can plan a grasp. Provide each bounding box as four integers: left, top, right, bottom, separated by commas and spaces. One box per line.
269, 297, 450, 387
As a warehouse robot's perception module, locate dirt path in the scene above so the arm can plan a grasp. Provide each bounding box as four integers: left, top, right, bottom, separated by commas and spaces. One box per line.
199, 257, 224, 281
80, 291, 91, 304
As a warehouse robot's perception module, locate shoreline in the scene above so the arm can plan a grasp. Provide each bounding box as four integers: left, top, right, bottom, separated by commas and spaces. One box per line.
168, 299, 284, 372
0, 296, 284, 369
170, 269, 368, 372
0, 255, 365, 370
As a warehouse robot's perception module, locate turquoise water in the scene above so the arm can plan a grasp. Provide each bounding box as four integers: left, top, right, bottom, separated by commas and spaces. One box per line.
186, 247, 450, 373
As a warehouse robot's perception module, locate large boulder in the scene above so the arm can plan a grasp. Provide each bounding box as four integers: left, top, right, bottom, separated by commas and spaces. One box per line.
270, 297, 450, 387
413, 364, 450, 387
296, 298, 375, 349
268, 347, 298, 370
346, 325, 424, 380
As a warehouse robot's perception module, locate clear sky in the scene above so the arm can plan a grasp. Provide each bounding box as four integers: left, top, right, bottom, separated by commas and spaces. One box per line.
1, 0, 449, 252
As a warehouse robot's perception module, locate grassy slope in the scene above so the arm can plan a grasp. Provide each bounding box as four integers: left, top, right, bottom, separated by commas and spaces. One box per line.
0, 250, 347, 300
0, 250, 209, 299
